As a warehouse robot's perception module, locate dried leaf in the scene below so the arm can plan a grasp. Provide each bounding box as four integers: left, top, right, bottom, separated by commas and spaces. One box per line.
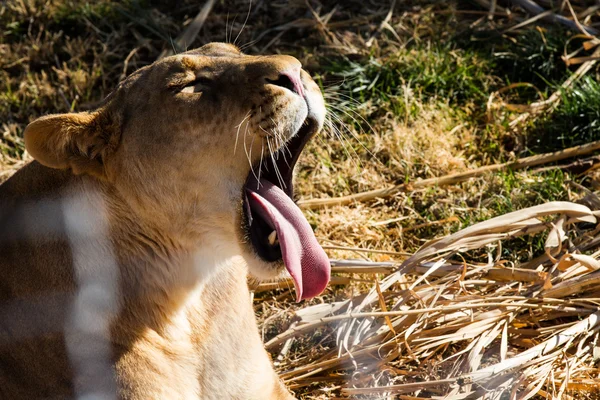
569, 253, 600, 272
557, 255, 578, 272
401, 202, 595, 271
501, 321, 508, 362
545, 215, 566, 256
295, 301, 349, 323
375, 279, 396, 335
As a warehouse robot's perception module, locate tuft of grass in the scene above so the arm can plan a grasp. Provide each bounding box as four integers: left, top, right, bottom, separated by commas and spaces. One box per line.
51, 1, 123, 31
479, 169, 568, 216
529, 76, 600, 152
323, 45, 494, 121
465, 26, 571, 92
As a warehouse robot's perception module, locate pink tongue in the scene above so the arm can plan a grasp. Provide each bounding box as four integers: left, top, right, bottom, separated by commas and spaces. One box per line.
246, 180, 330, 302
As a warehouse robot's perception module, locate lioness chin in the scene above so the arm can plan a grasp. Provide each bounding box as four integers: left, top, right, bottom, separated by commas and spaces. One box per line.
0, 42, 330, 400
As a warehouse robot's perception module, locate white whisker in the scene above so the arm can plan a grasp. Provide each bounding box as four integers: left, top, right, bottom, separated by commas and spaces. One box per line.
239, 38, 260, 52
266, 137, 286, 189
233, 0, 252, 47
243, 118, 259, 183
324, 113, 365, 172
234, 111, 252, 155
257, 138, 265, 184
325, 104, 384, 169
225, 12, 230, 43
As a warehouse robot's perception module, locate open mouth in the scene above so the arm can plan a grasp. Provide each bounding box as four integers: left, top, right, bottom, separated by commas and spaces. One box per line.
243, 116, 330, 302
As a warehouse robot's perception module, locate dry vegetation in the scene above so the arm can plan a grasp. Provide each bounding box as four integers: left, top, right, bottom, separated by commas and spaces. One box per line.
3, 0, 600, 398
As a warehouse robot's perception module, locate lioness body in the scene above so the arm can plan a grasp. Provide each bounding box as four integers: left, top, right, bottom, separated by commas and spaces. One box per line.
0, 162, 289, 400
0, 43, 327, 399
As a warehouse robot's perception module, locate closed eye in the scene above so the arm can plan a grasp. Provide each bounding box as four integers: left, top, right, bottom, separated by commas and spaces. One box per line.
181, 77, 211, 94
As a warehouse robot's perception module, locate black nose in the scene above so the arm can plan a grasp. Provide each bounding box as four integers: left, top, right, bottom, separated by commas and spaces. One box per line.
266, 74, 301, 95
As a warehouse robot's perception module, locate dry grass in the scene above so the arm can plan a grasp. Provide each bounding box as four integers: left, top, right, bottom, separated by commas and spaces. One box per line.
260, 201, 600, 399
4, 0, 600, 398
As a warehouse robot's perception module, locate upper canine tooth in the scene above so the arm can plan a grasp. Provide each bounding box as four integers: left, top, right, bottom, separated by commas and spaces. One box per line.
268, 230, 278, 246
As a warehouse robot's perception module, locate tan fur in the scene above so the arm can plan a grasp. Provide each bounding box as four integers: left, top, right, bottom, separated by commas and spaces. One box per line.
0, 43, 326, 399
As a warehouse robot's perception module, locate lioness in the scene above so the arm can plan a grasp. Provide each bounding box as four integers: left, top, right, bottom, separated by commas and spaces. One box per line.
0, 42, 330, 399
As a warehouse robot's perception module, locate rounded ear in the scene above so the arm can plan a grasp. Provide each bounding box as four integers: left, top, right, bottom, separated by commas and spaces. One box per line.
24, 111, 118, 179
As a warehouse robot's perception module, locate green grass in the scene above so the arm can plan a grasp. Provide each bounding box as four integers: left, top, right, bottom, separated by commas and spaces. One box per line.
530, 76, 600, 152
308, 21, 590, 256
53, 1, 125, 25
464, 26, 571, 91
486, 169, 567, 213
397, 169, 568, 251
455, 25, 600, 155
318, 26, 587, 171
323, 44, 494, 121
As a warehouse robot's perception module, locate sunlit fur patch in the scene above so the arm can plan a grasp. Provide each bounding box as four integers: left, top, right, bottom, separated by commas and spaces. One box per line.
181, 56, 200, 70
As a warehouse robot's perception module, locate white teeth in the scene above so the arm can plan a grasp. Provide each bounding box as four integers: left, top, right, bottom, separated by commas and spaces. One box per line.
181, 85, 195, 93
268, 230, 278, 246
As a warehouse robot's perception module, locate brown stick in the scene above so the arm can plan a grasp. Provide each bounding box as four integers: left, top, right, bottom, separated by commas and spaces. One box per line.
342, 378, 457, 395
298, 139, 600, 209
254, 276, 351, 293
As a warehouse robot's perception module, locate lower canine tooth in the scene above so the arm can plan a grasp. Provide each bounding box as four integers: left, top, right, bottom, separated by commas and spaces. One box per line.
268, 230, 278, 246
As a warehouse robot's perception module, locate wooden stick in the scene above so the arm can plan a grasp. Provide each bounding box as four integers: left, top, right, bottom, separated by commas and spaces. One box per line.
542, 271, 600, 298
484, 267, 549, 284
299, 139, 600, 209
322, 245, 410, 257
254, 276, 351, 293
532, 155, 600, 174
342, 378, 456, 395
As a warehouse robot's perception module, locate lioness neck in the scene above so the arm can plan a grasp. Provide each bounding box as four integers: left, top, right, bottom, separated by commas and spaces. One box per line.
69, 172, 242, 335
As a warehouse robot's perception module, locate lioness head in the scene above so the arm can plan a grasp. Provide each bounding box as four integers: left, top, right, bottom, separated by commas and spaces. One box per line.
23, 42, 330, 301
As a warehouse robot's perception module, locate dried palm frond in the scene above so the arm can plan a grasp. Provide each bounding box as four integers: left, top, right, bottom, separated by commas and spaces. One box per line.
263, 201, 600, 399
